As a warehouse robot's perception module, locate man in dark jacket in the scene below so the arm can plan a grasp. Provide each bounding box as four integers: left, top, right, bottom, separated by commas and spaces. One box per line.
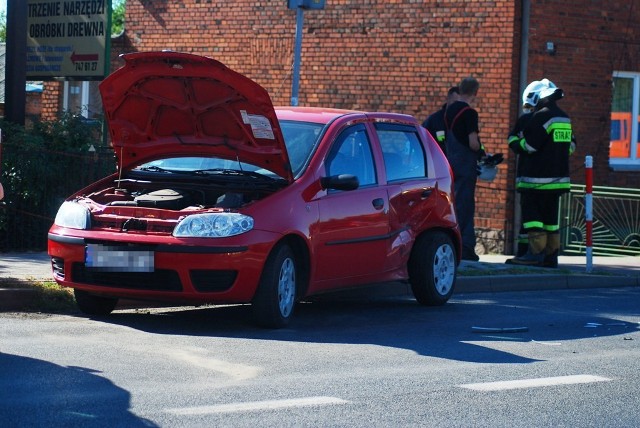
422, 86, 459, 153
445, 77, 483, 261
506, 78, 576, 267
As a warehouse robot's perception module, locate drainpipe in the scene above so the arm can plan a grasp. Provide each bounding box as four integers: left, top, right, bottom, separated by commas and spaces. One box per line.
513, 0, 530, 254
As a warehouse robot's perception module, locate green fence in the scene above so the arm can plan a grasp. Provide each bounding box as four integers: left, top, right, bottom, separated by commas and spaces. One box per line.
560, 184, 640, 256
0, 145, 116, 251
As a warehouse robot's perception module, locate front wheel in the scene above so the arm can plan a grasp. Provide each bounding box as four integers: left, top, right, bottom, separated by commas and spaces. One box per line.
252, 244, 297, 328
409, 231, 457, 306
74, 289, 118, 315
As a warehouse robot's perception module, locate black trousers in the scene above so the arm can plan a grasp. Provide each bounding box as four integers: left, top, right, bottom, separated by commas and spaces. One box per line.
520, 192, 560, 233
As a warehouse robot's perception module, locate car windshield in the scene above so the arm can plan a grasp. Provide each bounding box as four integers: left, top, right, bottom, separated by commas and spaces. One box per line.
280, 120, 324, 176
133, 120, 323, 179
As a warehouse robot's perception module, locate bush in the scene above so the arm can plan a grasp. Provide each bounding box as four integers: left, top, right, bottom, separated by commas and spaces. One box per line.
0, 114, 116, 251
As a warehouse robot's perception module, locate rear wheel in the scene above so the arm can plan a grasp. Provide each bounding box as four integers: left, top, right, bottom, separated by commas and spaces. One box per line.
409, 231, 457, 305
74, 289, 118, 316
252, 244, 297, 328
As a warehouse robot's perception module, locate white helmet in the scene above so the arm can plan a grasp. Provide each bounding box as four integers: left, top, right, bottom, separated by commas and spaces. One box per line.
522, 78, 559, 108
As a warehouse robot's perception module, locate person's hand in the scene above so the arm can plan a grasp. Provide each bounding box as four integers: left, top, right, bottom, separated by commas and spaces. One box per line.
483, 153, 504, 166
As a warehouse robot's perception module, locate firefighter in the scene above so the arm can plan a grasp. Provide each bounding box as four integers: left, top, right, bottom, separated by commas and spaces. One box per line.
508, 82, 538, 256
506, 79, 576, 267
422, 86, 459, 154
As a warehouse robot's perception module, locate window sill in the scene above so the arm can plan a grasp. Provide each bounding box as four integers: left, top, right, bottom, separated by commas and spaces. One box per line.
609, 161, 640, 171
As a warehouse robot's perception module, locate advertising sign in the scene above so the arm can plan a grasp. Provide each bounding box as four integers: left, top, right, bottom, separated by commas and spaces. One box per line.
26, 0, 111, 80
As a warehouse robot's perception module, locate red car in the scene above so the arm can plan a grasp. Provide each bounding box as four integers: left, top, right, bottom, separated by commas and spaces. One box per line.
48, 51, 461, 328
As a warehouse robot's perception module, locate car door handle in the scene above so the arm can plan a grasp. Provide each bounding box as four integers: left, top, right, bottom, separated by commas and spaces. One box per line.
372, 198, 385, 210
422, 189, 433, 198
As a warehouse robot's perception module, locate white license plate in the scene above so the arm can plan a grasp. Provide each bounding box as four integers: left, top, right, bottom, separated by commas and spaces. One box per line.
85, 244, 154, 272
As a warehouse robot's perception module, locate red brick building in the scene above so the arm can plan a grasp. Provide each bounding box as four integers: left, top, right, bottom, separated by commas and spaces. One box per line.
41, 0, 640, 254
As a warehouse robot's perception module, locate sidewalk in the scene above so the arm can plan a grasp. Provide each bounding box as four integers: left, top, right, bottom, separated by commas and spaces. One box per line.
457, 254, 640, 293
0, 252, 638, 310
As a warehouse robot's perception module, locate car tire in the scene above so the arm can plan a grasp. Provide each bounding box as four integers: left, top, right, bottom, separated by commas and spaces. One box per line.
252, 244, 297, 328
409, 231, 457, 306
74, 289, 118, 316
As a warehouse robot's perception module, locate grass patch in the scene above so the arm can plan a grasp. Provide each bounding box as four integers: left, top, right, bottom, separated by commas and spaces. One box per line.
1, 278, 77, 313
27, 279, 77, 313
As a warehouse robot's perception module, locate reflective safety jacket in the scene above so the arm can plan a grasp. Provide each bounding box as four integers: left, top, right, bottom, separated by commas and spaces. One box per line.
422, 104, 447, 153
508, 101, 576, 193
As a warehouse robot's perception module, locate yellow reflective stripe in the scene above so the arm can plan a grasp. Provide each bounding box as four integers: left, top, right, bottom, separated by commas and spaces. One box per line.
517, 181, 571, 191
523, 221, 544, 229
545, 120, 573, 143
522, 222, 559, 231
508, 135, 520, 144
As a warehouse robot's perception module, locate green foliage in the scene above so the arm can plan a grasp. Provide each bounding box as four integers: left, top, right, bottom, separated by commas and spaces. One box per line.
0, 114, 116, 251
112, 0, 126, 35
0, 11, 6, 42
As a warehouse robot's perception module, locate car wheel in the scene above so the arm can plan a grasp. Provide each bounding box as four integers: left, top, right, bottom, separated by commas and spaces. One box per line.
74, 289, 118, 316
409, 231, 457, 306
252, 244, 297, 328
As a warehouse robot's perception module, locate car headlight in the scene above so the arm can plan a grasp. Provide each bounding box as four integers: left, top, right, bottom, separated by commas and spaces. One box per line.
173, 213, 254, 238
54, 201, 91, 230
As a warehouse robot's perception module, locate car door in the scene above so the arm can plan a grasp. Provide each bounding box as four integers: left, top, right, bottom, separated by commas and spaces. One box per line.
376, 123, 440, 268
312, 124, 391, 289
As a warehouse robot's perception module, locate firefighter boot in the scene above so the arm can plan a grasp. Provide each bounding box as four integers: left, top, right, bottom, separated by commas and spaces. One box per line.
517, 233, 529, 257
505, 231, 547, 266
543, 233, 560, 268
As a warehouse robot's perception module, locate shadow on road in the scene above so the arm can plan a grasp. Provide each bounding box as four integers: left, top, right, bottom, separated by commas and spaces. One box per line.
81, 287, 640, 365
0, 352, 157, 427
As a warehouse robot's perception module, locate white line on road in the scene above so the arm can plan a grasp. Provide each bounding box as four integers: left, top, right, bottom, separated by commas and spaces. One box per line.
165, 396, 350, 415
460, 374, 611, 392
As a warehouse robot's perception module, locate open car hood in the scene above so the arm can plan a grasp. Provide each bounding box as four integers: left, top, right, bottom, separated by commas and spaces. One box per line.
99, 51, 293, 181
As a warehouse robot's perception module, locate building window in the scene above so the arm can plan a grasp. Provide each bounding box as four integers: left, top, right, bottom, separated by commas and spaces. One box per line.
63, 81, 102, 121
610, 72, 640, 170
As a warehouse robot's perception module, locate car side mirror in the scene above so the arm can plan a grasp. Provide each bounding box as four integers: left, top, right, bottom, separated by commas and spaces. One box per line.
320, 174, 359, 191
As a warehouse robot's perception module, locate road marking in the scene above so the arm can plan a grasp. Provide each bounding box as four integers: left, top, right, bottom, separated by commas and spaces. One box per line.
165, 396, 350, 415
163, 348, 261, 380
460, 375, 611, 392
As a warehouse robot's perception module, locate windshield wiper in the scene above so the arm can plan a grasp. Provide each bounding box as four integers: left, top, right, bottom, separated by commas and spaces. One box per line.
192, 168, 276, 179
138, 165, 174, 173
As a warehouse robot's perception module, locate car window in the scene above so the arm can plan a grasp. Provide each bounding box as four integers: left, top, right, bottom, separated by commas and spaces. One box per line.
279, 120, 324, 177
325, 125, 377, 188
138, 157, 262, 172
376, 126, 427, 181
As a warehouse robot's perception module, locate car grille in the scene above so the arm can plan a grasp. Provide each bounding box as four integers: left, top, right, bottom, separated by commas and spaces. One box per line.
51, 257, 65, 279
71, 263, 182, 291
189, 270, 237, 292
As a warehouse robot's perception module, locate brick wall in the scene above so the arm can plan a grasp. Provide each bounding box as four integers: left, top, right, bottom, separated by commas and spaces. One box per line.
526, 0, 640, 187
38, 0, 640, 253
120, 0, 519, 252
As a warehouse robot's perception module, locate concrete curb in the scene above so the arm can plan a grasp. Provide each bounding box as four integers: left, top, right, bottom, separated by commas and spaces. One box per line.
0, 252, 638, 311
456, 273, 640, 294
0, 287, 39, 311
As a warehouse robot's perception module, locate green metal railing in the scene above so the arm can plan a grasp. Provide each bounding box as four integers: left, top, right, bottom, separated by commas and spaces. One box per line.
560, 184, 640, 256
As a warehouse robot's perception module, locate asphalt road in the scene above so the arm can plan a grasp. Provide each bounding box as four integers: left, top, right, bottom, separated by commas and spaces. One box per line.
1, 285, 639, 427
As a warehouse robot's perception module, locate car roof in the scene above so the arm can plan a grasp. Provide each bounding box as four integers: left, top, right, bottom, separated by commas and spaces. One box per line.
275, 106, 420, 126
275, 107, 361, 124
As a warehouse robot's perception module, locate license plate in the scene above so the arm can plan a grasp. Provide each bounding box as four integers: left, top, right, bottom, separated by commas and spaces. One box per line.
85, 244, 154, 272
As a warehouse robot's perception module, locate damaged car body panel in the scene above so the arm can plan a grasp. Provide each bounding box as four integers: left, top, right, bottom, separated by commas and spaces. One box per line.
48, 51, 461, 328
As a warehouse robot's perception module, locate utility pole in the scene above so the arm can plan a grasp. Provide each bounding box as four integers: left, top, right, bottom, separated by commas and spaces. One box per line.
287, 0, 325, 107
5, 0, 27, 125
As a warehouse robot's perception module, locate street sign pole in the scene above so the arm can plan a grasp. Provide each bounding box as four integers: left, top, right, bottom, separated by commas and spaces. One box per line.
5, 0, 27, 125
291, 7, 304, 106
